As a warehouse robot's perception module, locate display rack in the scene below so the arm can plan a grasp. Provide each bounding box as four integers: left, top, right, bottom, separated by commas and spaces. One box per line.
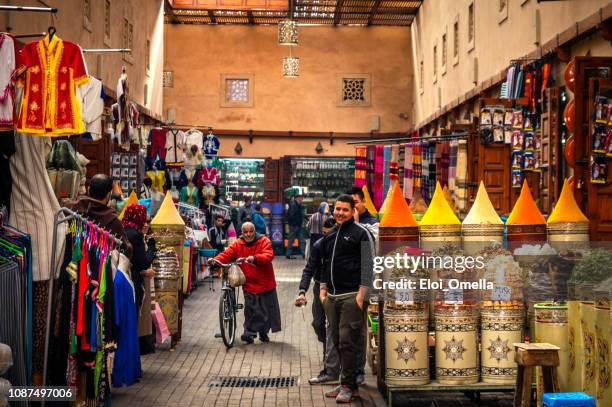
289, 157, 354, 212
219, 158, 265, 204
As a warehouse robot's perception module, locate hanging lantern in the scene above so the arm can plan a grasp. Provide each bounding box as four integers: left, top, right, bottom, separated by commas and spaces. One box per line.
564, 60, 576, 93
564, 99, 575, 133
282, 56, 300, 78
278, 19, 298, 46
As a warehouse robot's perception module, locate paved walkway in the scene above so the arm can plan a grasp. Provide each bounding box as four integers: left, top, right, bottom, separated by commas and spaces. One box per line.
112, 258, 514, 407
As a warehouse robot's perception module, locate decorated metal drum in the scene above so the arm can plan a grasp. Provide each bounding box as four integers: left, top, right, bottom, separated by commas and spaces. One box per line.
153, 248, 181, 334
481, 307, 524, 384
579, 284, 597, 398
568, 295, 582, 391
506, 224, 547, 251
594, 286, 611, 407
462, 181, 504, 256
384, 304, 429, 385
535, 302, 570, 392
547, 222, 589, 251
419, 225, 462, 252
435, 307, 479, 384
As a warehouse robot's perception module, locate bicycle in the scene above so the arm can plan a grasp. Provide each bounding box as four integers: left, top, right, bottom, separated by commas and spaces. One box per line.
208, 258, 245, 349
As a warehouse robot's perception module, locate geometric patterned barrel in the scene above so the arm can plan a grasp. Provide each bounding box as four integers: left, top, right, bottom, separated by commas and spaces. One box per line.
435, 307, 479, 384
481, 308, 524, 384
385, 305, 429, 385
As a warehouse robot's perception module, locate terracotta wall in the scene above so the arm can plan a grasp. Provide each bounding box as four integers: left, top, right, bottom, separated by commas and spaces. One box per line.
1, 0, 165, 117
163, 25, 414, 134
411, 0, 612, 126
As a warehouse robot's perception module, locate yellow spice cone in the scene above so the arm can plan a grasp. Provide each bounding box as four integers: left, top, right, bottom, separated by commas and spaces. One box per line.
362, 185, 378, 215
420, 181, 461, 225
380, 182, 417, 227
378, 180, 396, 218
506, 179, 546, 225
118, 191, 139, 220
151, 191, 185, 226
547, 179, 589, 224
463, 181, 503, 225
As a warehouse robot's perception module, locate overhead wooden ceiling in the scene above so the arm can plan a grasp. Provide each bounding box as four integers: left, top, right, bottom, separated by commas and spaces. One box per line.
165, 0, 422, 26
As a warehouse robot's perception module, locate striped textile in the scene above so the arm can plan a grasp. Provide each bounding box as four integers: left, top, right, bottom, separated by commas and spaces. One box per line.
449, 140, 458, 202
403, 143, 414, 200
440, 141, 450, 187
412, 143, 422, 191
390, 145, 400, 182
354, 146, 367, 187
397, 144, 405, 190
0, 261, 27, 386
366, 145, 376, 195
10, 133, 66, 281
455, 139, 469, 213
428, 143, 437, 201
374, 145, 385, 208
382, 145, 391, 199
421, 141, 430, 202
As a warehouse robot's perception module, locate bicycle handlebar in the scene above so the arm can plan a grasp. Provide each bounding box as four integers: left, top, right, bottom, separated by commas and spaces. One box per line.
209, 258, 246, 268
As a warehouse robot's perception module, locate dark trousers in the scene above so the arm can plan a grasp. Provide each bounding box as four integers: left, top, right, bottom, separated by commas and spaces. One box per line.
311, 283, 326, 343
323, 293, 363, 390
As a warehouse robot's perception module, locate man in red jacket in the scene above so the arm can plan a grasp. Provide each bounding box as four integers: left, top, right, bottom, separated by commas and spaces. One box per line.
210, 222, 282, 344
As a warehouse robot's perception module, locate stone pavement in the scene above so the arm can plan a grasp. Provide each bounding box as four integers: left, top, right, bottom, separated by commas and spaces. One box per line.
112, 258, 514, 407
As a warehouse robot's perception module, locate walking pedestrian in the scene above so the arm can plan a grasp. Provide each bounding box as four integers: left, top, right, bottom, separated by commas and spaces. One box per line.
319, 195, 375, 403
285, 194, 305, 259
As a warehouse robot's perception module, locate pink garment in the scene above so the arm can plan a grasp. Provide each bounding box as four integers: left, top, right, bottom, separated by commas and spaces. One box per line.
0, 33, 18, 129
373, 145, 385, 208
196, 167, 219, 187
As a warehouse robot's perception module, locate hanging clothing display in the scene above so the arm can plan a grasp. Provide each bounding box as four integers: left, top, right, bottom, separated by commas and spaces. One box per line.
382, 145, 391, 200
412, 142, 422, 191
146, 170, 166, 192
16, 34, 89, 136
165, 128, 185, 165
421, 141, 431, 203
195, 166, 220, 188
448, 140, 458, 198
390, 145, 400, 182
455, 139, 468, 213
179, 185, 199, 206
403, 143, 414, 200
354, 146, 367, 188
147, 127, 167, 165
0, 33, 19, 130
183, 128, 204, 169
373, 145, 384, 209
79, 76, 104, 140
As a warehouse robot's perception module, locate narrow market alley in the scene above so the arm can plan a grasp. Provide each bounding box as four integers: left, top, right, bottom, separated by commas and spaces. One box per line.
111, 258, 514, 407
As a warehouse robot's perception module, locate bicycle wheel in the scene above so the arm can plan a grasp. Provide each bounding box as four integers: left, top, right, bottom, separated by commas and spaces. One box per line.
219, 288, 236, 348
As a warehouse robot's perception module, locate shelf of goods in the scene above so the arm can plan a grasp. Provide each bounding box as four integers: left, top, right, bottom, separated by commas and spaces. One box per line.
219, 158, 265, 204
290, 157, 355, 212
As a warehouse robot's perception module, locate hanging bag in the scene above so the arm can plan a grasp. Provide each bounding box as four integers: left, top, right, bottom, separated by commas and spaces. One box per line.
151, 301, 171, 344
227, 264, 246, 287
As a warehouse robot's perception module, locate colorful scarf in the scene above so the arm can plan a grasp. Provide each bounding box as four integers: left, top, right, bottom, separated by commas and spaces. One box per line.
382, 145, 392, 200
354, 146, 367, 188
366, 145, 376, 195
374, 145, 385, 208
390, 145, 400, 182
412, 143, 422, 192
455, 140, 468, 213
403, 143, 414, 200
448, 140, 458, 197
440, 141, 450, 187
122, 203, 147, 231
421, 141, 430, 202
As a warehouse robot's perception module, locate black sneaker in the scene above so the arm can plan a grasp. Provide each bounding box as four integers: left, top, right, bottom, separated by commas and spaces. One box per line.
240, 334, 254, 344
259, 332, 270, 343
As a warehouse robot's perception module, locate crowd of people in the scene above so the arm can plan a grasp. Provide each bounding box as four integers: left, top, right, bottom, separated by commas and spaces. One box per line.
208, 187, 378, 404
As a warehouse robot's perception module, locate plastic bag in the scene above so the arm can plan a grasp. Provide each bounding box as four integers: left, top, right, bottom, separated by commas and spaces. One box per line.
151, 301, 171, 344
228, 264, 246, 287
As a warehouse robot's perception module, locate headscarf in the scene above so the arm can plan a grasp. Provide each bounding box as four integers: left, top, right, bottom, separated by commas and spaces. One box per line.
318, 202, 329, 214
122, 203, 147, 231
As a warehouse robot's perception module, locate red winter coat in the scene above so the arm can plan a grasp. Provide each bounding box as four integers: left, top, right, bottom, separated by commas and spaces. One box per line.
214, 234, 276, 294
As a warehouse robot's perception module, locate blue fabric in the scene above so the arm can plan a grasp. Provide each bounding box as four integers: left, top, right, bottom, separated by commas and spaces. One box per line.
112, 270, 141, 387
382, 146, 391, 201
252, 212, 267, 235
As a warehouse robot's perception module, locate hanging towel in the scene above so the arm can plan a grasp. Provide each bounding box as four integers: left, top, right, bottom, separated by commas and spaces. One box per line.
448, 140, 458, 199
366, 145, 376, 195
440, 142, 450, 188
390, 145, 400, 182
403, 143, 414, 200
421, 141, 430, 203
455, 140, 468, 213
413, 142, 422, 192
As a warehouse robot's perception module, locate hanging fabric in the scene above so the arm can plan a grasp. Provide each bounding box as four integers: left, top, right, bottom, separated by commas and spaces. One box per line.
0, 33, 19, 131
366, 145, 376, 196
403, 143, 414, 200
448, 140, 459, 201
16, 34, 89, 136
455, 140, 469, 213
373, 145, 385, 209
354, 146, 367, 188
382, 145, 391, 200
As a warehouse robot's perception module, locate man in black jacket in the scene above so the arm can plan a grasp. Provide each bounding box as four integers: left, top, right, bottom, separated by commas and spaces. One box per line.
295, 218, 339, 384
320, 195, 375, 403
349, 186, 379, 241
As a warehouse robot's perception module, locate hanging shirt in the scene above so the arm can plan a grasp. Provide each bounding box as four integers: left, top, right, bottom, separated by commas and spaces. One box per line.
179, 185, 199, 206
16, 34, 89, 136
112, 265, 141, 387
79, 76, 104, 140
196, 166, 219, 188
165, 128, 185, 164
0, 33, 19, 130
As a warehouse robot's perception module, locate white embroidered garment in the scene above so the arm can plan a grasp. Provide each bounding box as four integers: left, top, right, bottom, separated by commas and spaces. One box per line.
0, 34, 17, 129
80, 76, 104, 140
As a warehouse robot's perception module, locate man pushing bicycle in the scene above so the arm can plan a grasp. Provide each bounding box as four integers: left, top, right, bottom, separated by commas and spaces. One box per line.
209, 222, 281, 344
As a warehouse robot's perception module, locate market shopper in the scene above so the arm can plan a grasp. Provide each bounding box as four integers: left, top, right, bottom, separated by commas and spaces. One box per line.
295, 217, 340, 384
319, 195, 375, 403
238, 195, 255, 230
285, 194, 306, 259
70, 174, 133, 257
306, 202, 329, 251
210, 222, 281, 344
122, 203, 157, 354
208, 214, 227, 253
252, 204, 268, 235
349, 186, 379, 240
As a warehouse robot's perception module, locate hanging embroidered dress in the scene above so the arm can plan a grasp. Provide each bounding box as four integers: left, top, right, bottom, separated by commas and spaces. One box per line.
16, 34, 89, 136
